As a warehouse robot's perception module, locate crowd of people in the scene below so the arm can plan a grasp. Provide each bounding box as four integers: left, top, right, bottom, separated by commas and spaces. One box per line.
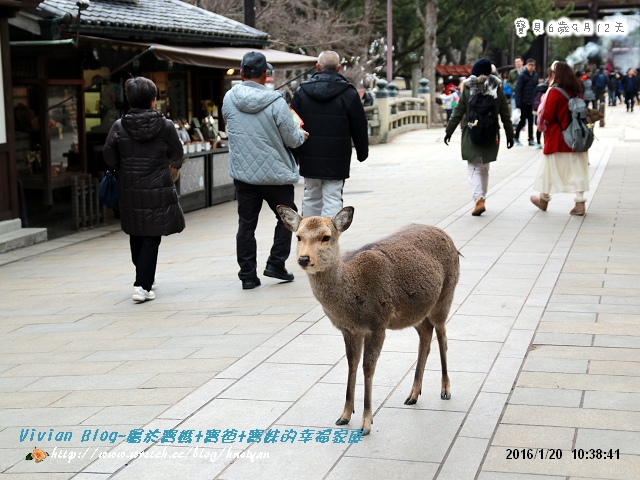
444, 56, 638, 220
103, 51, 638, 301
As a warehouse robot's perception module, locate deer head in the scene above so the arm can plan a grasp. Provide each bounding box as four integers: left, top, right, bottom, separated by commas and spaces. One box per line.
277, 206, 354, 274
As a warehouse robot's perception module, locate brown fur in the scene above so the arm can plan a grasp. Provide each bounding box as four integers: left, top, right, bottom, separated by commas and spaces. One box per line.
278, 206, 460, 435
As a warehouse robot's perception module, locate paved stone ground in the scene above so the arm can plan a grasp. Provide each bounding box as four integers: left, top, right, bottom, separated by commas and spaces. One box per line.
0, 107, 638, 480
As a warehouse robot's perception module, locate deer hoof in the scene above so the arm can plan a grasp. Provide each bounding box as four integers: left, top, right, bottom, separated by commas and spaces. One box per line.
441, 392, 451, 400
358, 426, 371, 436
335, 417, 350, 426
404, 396, 418, 405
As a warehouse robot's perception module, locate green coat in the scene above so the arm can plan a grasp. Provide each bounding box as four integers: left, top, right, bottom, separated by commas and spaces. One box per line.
445, 77, 513, 164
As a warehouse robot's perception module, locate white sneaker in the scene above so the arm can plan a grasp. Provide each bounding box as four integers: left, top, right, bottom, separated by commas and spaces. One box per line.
132, 286, 155, 303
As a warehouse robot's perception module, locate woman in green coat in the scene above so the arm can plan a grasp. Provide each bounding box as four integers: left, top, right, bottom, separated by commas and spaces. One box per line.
444, 58, 514, 216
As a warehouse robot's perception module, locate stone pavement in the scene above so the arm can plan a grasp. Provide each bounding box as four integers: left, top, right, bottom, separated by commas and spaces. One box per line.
0, 106, 638, 480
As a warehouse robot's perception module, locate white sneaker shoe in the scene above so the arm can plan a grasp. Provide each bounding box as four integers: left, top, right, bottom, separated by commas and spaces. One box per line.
132, 286, 155, 303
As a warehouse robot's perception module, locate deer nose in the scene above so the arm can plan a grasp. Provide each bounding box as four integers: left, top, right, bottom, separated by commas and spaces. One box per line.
298, 256, 310, 267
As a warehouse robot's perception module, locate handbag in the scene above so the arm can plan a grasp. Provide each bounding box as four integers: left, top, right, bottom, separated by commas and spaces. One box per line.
99, 170, 119, 211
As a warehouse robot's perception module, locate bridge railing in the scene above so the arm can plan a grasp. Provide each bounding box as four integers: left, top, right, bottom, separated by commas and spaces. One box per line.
370, 79, 432, 143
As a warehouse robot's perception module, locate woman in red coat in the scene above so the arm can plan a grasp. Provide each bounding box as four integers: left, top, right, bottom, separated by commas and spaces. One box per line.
531, 62, 590, 216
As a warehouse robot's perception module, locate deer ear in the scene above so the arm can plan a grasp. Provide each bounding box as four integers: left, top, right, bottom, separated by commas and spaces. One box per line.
332, 207, 354, 232
277, 205, 302, 232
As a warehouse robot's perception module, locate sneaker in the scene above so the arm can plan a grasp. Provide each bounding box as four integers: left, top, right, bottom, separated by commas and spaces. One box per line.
528, 139, 535, 146
534, 142, 542, 149
264, 264, 294, 282
132, 286, 155, 303
513, 139, 522, 146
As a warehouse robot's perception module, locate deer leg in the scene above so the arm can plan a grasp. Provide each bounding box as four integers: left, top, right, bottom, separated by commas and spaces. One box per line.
336, 330, 363, 426
435, 323, 451, 400
405, 320, 434, 405
360, 329, 386, 435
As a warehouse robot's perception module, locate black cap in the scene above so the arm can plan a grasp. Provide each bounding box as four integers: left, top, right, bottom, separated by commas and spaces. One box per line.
471, 58, 492, 76
240, 51, 273, 76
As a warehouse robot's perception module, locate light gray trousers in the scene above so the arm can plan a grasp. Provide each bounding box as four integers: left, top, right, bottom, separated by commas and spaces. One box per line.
467, 162, 490, 202
302, 178, 345, 217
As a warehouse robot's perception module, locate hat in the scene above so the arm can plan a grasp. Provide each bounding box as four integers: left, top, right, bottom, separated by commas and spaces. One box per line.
471, 58, 491, 76
240, 51, 273, 76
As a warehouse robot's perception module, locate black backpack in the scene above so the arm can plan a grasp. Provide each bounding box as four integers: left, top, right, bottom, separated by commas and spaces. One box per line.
468, 92, 498, 146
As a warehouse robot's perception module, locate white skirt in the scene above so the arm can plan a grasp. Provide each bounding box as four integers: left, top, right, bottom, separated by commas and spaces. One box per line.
533, 151, 590, 194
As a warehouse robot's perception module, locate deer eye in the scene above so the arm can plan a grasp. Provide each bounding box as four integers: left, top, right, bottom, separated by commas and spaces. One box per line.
322, 235, 331, 242
296, 235, 301, 241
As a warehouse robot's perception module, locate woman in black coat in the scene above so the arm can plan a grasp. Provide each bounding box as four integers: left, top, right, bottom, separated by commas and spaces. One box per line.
104, 77, 185, 302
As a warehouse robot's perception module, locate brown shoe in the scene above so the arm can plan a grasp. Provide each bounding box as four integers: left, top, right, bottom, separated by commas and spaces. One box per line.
570, 201, 586, 216
530, 195, 548, 211
472, 198, 485, 216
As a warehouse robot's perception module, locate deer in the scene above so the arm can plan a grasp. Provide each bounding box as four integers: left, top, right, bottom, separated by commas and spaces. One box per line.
277, 205, 460, 435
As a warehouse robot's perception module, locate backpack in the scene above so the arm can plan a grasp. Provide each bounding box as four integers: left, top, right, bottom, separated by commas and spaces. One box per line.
594, 72, 607, 90
503, 79, 512, 96
553, 87, 594, 152
467, 92, 498, 146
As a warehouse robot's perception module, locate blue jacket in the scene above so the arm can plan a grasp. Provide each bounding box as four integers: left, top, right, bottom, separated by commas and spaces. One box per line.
222, 81, 305, 185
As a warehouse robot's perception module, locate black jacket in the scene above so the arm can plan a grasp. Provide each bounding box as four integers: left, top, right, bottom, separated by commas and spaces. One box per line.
104, 109, 185, 237
515, 70, 539, 107
290, 71, 369, 180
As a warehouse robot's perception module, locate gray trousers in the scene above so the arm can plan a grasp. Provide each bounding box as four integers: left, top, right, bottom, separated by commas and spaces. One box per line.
467, 162, 490, 202
302, 178, 345, 217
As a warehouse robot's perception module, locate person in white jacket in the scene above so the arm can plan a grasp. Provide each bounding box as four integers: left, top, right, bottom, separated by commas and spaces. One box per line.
222, 51, 309, 289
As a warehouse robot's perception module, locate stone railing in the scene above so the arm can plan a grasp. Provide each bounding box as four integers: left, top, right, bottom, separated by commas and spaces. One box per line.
372, 78, 432, 143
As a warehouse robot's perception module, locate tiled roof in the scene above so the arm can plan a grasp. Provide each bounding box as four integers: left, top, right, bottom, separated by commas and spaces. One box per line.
38, 0, 269, 45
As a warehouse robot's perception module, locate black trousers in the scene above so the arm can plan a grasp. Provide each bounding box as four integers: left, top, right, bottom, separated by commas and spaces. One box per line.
234, 180, 297, 281
516, 103, 534, 142
130, 235, 161, 291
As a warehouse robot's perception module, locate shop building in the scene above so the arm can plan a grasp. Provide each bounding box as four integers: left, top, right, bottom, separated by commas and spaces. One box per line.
4, 0, 315, 239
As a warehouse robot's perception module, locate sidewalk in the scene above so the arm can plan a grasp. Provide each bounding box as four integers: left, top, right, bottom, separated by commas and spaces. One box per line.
0, 107, 638, 480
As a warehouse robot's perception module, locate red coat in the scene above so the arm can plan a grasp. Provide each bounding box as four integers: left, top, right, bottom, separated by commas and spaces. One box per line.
542, 87, 577, 155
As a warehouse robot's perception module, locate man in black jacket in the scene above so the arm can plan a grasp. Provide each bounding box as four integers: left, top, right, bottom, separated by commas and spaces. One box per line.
514, 58, 539, 146
290, 51, 369, 217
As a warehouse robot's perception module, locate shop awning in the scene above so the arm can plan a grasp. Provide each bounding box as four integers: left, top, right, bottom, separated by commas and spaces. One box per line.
436, 65, 472, 77
79, 36, 318, 70
151, 44, 318, 70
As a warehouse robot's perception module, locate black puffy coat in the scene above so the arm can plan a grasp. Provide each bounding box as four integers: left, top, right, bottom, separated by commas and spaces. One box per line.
515, 69, 539, 107
290, 71, 368, 180
103, 109, 185, 237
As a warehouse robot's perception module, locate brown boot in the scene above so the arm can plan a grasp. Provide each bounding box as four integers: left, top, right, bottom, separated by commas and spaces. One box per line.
570, 201, 586, 216
472, 198, 485, 216
530, 195, 549, 211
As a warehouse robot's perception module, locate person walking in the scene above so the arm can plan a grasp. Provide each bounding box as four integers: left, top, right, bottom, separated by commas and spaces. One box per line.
103, 77, 185, 303
608, 71, 619, 106
444, 58, 514, 216
508, 56, 524, 111
290, 50, 369, 218
222, 51, 308, 290
582, 70, 596, 109
514, 58, 539, 146
623, 68, 638, 112
531, 61, 590, 216
593, 66, 607, 107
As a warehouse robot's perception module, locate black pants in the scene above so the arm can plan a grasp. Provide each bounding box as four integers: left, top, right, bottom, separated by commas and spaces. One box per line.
625, 94, 635, 111
234, 180, 296, 281
516, 103, 534, 142
130, 235, 161, 291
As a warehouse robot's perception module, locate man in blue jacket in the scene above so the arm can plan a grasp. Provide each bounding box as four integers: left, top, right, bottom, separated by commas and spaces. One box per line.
290, 51, 369, 217
223, 51, 308, 289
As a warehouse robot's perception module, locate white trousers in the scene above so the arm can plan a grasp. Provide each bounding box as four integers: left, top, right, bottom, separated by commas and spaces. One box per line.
467, 162, 490, 202
302, 178, 345, 217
